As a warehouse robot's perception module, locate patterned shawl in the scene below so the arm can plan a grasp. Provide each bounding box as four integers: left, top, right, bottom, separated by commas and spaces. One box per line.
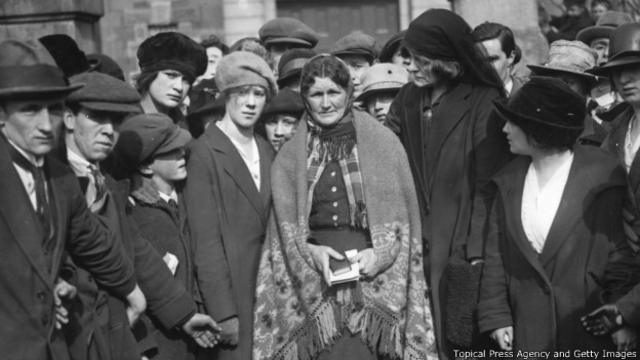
253, 110, 437, 360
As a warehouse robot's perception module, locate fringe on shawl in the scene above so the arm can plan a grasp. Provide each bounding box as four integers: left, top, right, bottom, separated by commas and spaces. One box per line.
273, 299, 408, 360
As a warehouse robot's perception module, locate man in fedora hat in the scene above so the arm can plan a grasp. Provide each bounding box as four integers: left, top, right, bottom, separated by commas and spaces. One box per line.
0, 39, 145, 360
527, 39, 607, 145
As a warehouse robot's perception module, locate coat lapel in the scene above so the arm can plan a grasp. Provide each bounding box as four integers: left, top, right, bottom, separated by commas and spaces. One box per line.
210, 125, 266, 222
256, 135, 273, 221
47, 161, 67, 283
0, 138, 51, 287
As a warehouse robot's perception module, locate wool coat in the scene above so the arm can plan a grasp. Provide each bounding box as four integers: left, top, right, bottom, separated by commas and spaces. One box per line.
184, 124, 274, 360
478, 145, 640, 351
0, 135, 136, 360
386, 81, 509, 359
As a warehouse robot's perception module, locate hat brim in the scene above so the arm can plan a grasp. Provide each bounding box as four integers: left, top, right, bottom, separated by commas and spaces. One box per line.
493, 98, 581, 130
157, 128, 192, 156
79, 101, 142, 114
277, 69, 302, 87
355, 85, 402, 102
264, 37, 313, 48
576, 26, 612, 44
332, 50, 375, 63
527, 65, 597, 85
589, 53, 640, 75
0, 83, 83, 99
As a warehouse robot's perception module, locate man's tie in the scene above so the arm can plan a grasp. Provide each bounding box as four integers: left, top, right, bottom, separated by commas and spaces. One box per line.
87, 164, 108, 213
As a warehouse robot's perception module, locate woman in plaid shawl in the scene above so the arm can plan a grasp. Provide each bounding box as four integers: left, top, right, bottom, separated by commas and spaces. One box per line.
252, 54, 437, 360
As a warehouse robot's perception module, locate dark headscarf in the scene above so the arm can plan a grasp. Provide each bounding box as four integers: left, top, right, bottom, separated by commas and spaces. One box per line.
404, 9, 503, 92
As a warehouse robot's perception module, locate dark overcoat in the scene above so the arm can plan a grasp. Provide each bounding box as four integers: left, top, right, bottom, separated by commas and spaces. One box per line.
0, 135, 136, 360
386, 81, 509, 358
478, 145, 639, 351
184, 124, 273, 360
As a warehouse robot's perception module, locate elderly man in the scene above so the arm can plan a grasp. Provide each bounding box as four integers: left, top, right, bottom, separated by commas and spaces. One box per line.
0, 39, 145, 360
60, 71, 218, 360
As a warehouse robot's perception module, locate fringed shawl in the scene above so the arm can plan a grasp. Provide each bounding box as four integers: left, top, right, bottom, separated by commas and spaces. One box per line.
253, 110, 437, 360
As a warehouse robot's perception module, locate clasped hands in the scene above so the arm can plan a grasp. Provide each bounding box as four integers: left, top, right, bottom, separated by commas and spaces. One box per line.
307, 244, 377, 285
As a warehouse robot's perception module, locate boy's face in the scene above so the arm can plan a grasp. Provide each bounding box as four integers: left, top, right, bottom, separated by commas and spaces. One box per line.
64, 106, 122, 162
148, 148, 188, 182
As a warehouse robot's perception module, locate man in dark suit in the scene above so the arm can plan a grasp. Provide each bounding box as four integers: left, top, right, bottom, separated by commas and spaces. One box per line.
60, 71, 218, 360
0, 39, 146, 360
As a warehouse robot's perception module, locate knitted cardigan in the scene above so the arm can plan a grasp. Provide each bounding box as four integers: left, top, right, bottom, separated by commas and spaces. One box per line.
252, 110, 437, 360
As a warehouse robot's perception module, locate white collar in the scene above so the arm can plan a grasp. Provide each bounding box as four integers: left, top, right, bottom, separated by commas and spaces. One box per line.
505, 77, 514, 95
158, 190, 178, 203
66, 147, 95, 177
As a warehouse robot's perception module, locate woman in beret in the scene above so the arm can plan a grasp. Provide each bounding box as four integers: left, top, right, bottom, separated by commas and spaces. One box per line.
253, 54, 436, 360
478, 77, 638, 352
184, 51, 277, 360
384, 9, 510, 357
135, 32, 207, 135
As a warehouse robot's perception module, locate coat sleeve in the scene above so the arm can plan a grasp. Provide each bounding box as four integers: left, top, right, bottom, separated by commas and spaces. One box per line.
477, 192, 513, 334
466, 89, 511, 259
184, 143, 237, 321
65, 176, 136, 299
384, 85, 405, 136
128, 215, 196, 329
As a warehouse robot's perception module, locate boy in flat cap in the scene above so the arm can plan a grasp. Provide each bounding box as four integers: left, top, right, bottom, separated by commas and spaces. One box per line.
258, 17, 319, 74
136, 32, 207, 136
61, 72, 218, 360
331, 31, 378, 98
115, 113, 205, 360
0, 39, 143, 360
257, 87, 304, 151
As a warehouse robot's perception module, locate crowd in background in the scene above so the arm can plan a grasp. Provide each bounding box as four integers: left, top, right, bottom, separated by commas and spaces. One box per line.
4, 0, 640, 359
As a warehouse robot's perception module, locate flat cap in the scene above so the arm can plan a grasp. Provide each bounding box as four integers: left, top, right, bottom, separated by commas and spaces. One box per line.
67, 72, 141, 113
259, 18, 319, 48
115, 113, 192, 167
331, 31, 378, 63
137, 32, 207, 82
215, 51, 278, 97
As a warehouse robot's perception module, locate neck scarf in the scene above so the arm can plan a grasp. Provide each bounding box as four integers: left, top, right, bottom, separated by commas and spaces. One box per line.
253, 110, 437, 360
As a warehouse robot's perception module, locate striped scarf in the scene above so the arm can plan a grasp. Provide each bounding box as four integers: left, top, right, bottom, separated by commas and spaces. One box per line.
305, 111, 367, 229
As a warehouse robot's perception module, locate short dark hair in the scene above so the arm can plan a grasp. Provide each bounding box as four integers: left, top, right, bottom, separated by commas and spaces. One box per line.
201, 35, 229, 55
300, 55, 352, 97
510, 115, 583, 152
133, 70, 158, 94
472, 22, 521, 65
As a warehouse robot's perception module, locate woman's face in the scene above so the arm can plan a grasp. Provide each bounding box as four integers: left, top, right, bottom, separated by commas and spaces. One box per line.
225, 85, 267, 130
305, 77, 349, 127
407, 50, 438, 88
148, 70, 190, 111
502, 120, 534, 156
264, 114, 299, 151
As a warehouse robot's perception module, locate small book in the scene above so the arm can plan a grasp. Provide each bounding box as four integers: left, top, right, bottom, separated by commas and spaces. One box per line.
329, 249, 360, 286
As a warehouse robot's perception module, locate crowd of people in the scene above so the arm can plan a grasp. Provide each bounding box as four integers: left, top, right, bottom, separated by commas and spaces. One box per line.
3, 0, 640, 359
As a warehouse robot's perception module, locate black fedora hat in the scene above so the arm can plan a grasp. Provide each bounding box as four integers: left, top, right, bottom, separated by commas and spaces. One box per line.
590, 23, 640, 75
0, 39, 83, 99
493, 76, 586, 130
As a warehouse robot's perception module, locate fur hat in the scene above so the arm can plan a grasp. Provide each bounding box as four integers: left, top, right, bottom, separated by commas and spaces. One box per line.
331, 31, 378, 64
137, 32, 207, 82
259, 18, 319, 48
0, 39, 83, 99
527, 40, 598, 86
215, 51, 278, 97
67, 72, 141, 113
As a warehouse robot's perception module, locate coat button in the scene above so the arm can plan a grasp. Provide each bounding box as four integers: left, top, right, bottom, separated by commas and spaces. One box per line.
331, 186, 337, 192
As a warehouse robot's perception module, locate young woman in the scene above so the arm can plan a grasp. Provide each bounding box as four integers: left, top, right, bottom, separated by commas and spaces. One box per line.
252, 54, 435, 360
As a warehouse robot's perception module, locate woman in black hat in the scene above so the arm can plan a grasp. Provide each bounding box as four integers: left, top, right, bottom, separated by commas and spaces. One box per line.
385, 9, 510, 357
478, 76, 638, 352
135, 32, 207, 134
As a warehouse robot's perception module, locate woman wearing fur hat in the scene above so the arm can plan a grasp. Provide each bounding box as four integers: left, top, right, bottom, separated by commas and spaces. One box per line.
135, 32, 207, 135
385, 9, 510, 358
479, 76, 639, 352
184, 51, 277, 360
252, 54, 436, 360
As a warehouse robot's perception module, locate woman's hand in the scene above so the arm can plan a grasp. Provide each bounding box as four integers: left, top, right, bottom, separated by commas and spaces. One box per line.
490, 326, 513, 351
308, 244, 344, 285
354, 249, 377, 278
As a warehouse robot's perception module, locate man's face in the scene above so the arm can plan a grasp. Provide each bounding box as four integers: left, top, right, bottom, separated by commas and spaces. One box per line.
590, 38, 610, 66
264, 114, 299, 151
612, 64, 640, 107
64, 107, 122, 162
204, 47, 223, 79
481, 38, 514, 85
0, 98, 65, 157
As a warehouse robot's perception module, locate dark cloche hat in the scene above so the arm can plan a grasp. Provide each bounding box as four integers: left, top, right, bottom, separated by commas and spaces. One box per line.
0, 39, 83, 99
261, 88, 304, 118
137, 32, 207, 82
87, 53, 126, 81
590, 23, 640, 75
577, 11, 634, 45
379, 30, 406, 63
259, 17, 319, 48
494, 76, 586, 130
39, 34, 94, 78
67, 72, 142, 114
331, 31, 378, 64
